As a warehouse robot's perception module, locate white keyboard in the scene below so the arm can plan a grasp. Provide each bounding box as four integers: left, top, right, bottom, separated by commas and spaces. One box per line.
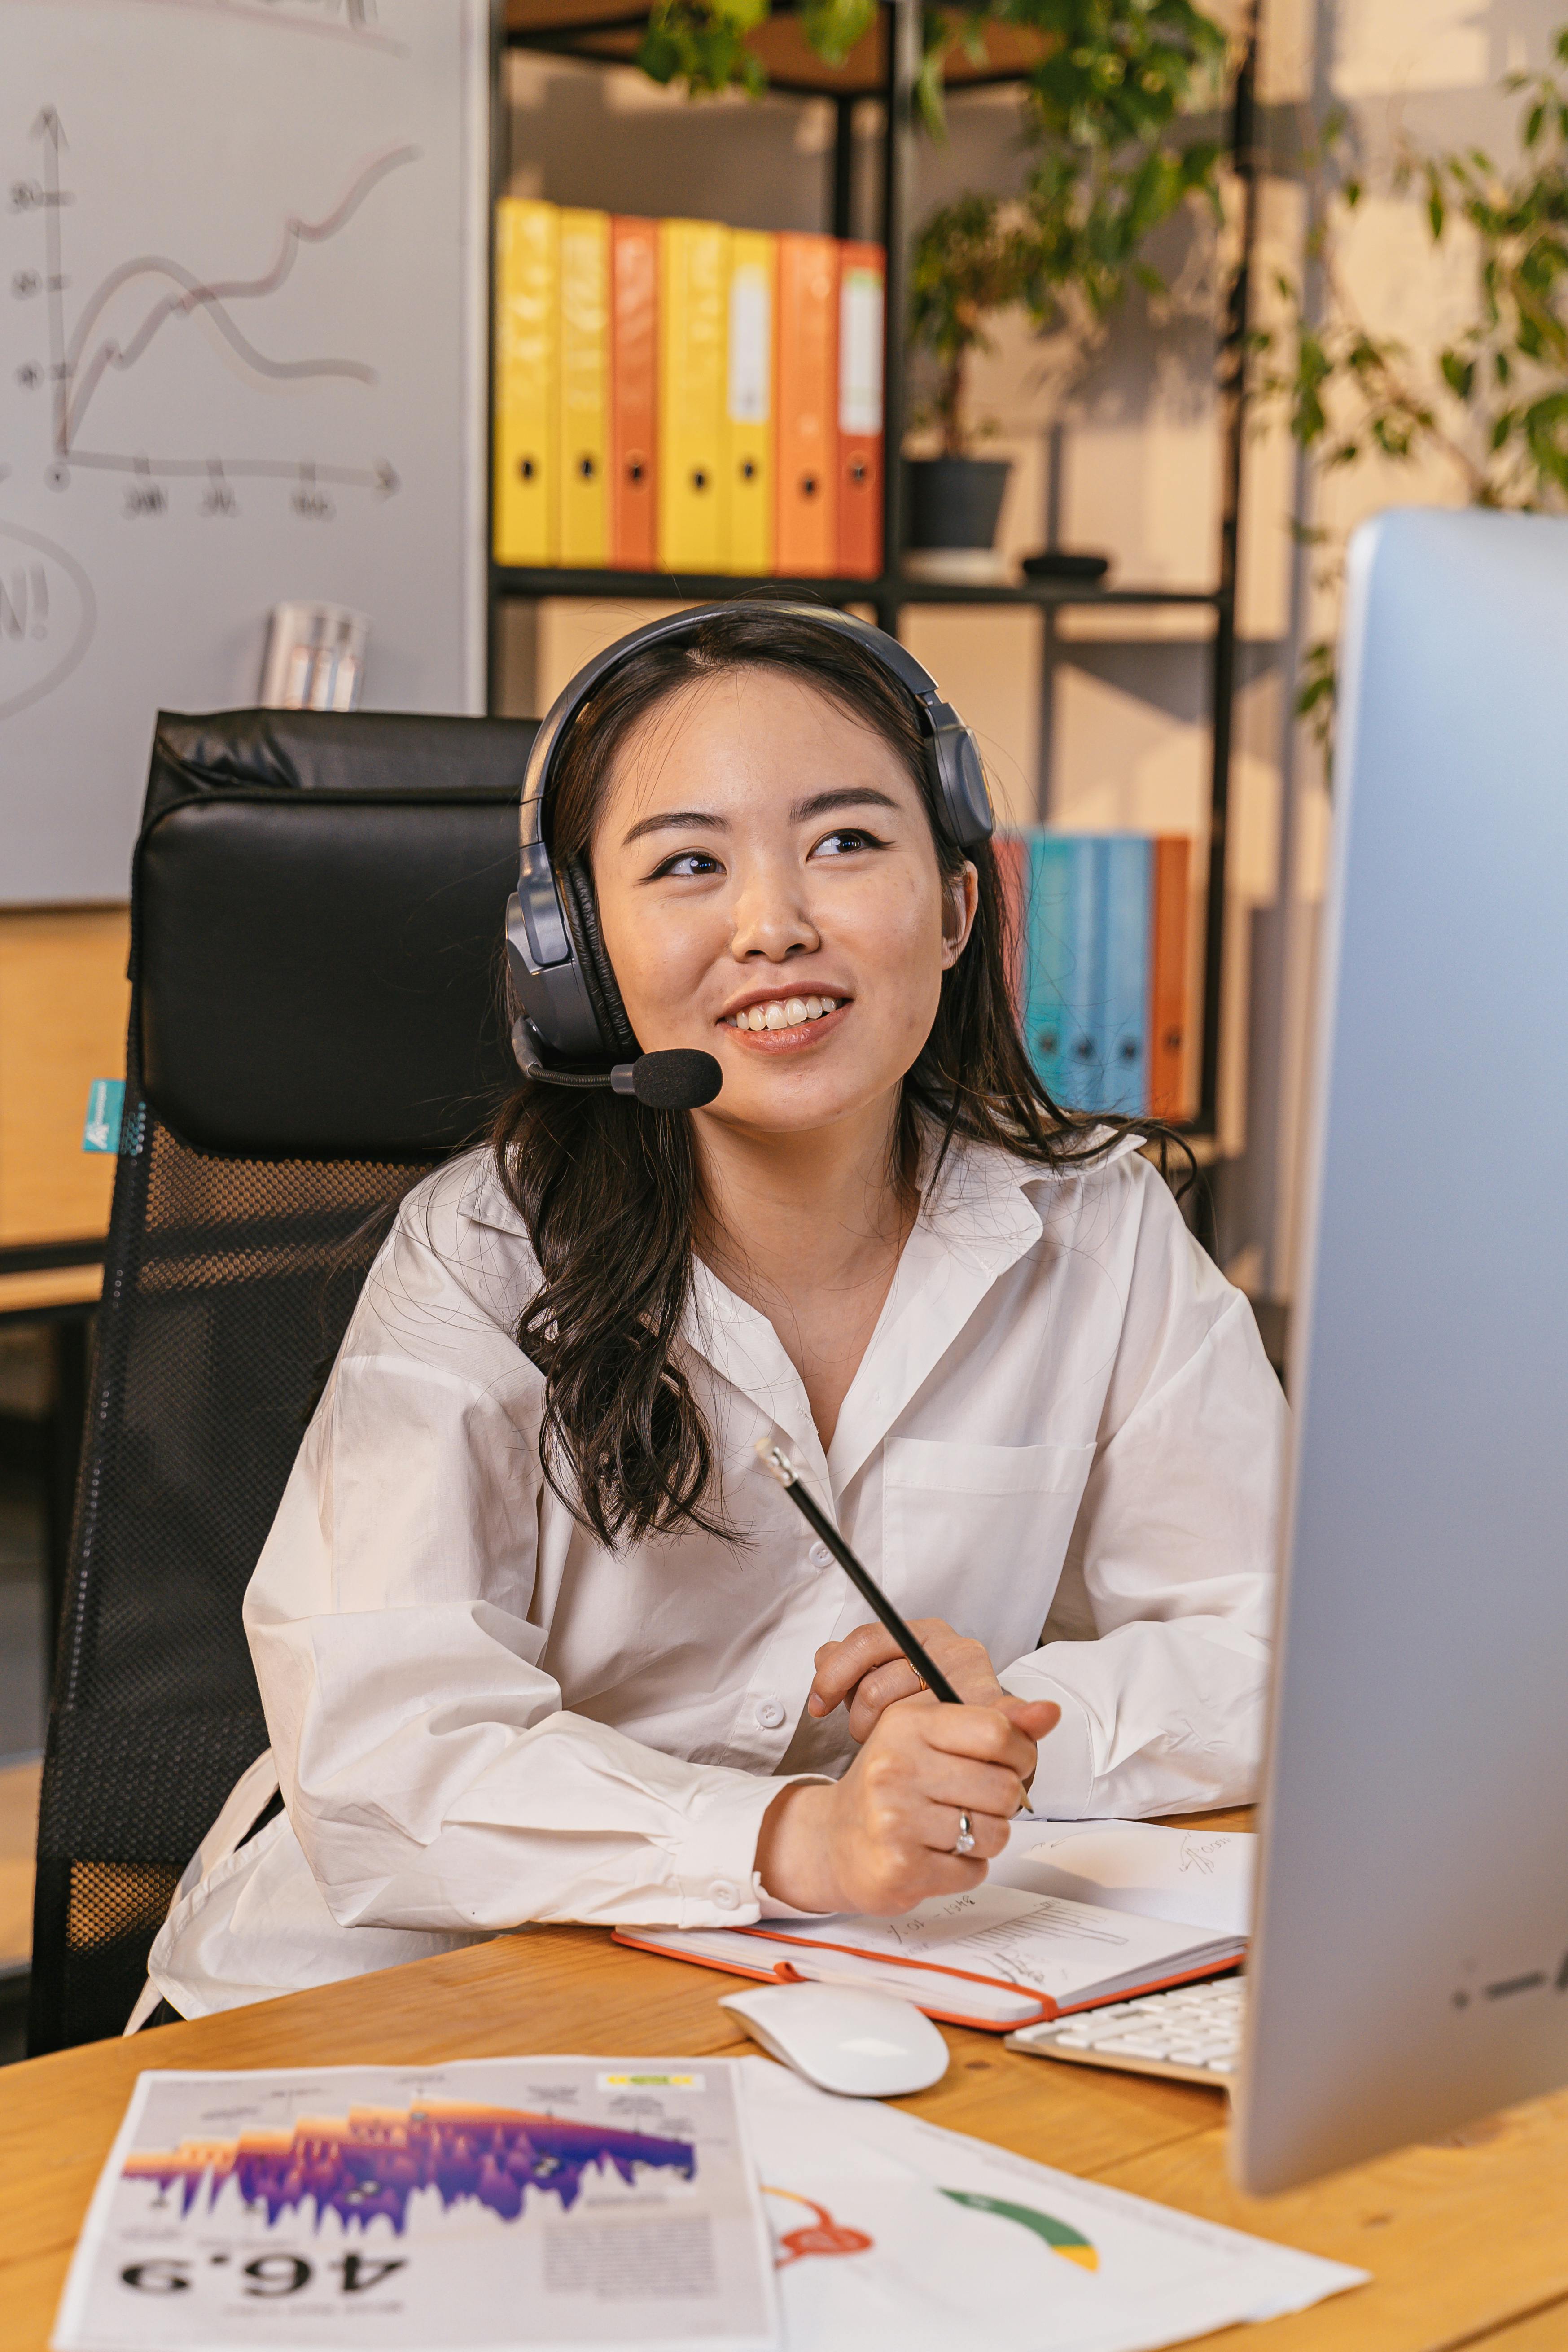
1005, 1976, 1244, 2088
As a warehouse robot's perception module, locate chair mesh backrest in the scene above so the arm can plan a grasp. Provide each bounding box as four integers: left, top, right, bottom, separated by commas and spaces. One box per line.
28, 1082, 430, 2052
27, 704, 534, 2052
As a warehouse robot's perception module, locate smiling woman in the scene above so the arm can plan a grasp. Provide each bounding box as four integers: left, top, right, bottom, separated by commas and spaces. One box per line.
499, 608, 1112, 1552
137, 602, 1288, 2023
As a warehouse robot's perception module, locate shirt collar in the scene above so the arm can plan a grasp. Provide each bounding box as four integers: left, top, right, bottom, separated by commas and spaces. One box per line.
464, 1129, 1148, 1494
682, 1128, 1147, 1499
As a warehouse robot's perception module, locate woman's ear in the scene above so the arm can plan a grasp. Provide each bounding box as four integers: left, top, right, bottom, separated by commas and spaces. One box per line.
940, 861, 980, 970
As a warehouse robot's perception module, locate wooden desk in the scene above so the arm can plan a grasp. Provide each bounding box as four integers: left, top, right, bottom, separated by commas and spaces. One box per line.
4, 1919, 1568, 2351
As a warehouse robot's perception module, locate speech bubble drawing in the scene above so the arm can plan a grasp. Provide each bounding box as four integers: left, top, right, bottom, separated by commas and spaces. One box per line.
0, 521, 96, 722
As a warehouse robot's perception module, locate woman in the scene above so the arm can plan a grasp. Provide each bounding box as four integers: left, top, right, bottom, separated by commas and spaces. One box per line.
141, 604, 1283, 2022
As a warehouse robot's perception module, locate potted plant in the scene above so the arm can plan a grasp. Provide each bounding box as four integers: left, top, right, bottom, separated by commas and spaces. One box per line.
906, 127, 1225, 577
906, 193, 1038, 574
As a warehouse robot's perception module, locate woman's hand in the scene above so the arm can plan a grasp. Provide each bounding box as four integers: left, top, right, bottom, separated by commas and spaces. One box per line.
753, 1692, 1060, 1917
807, 1619, 1006, 1745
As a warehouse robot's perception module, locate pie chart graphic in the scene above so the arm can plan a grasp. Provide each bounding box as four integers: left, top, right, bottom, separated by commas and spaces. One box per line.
940, 2188, 1099, 2269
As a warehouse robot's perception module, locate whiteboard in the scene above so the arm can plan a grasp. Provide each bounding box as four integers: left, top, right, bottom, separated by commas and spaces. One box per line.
0, 0, 490, 903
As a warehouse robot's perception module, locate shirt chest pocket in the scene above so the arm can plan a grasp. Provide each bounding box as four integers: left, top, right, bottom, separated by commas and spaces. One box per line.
880, 1438, 1095, 1660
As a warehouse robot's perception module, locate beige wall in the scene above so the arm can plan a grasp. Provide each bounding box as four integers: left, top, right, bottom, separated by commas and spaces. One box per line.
1233, 0, 1560, 1301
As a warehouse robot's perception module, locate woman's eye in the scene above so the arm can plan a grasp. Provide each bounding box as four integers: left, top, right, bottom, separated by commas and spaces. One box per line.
651, 850, 724, 880
812, 827, 888, 858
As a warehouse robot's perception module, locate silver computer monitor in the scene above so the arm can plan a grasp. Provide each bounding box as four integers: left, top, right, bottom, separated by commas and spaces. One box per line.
1232, 506, 1568, 2195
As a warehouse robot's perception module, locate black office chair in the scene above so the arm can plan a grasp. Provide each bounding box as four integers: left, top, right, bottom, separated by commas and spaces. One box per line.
27, 708, 535, 2054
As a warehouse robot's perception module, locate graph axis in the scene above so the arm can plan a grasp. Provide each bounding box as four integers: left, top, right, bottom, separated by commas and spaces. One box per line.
30, 111, 412, 501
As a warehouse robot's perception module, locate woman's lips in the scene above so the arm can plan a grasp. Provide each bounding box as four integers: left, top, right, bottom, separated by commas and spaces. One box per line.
722, 999, 851, 1053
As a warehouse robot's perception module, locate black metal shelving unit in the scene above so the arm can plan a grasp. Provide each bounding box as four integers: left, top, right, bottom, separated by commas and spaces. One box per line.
493, 0, 1259, 1142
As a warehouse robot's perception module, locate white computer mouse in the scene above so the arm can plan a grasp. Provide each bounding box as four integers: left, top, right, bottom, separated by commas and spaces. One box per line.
719, 1982, 950, 2097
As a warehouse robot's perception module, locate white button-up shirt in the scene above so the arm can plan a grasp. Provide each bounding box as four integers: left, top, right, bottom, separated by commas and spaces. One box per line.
147, 1131, 1285, 2019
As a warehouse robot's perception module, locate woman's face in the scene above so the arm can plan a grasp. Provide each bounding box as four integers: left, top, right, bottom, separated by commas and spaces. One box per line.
590, 666, 977, 1138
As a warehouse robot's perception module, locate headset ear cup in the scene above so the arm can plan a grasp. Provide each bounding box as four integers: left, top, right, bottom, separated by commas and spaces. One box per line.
929, 716, 994, 847
559, 855, 640, 1062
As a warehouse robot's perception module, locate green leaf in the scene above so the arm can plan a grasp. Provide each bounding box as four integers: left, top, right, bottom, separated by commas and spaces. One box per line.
1439, 349, 1476, 399
800, 0, 876, 67
635, 25, 683, 82
915, 41, 950, 140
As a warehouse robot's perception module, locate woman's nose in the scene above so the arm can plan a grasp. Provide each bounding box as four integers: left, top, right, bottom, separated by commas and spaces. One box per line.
729, 864, 820, 961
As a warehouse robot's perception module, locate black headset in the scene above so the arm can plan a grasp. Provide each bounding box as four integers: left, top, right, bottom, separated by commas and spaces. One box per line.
504, 603, 994, 1109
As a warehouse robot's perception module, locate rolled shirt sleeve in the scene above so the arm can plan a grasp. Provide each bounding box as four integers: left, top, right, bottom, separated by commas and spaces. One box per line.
246, 1210, 818, 1944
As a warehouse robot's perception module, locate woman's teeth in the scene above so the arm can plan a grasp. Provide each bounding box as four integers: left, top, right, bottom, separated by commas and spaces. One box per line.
731, 996, 840, 1031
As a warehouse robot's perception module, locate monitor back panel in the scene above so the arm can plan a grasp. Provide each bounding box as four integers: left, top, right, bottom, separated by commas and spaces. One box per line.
1234, 507, 1568, 2194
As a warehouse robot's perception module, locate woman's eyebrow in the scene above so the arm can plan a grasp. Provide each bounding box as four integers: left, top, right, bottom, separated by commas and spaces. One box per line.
621, 807, 727, 847
790, 787, 902, 822
620, 784, 900, 849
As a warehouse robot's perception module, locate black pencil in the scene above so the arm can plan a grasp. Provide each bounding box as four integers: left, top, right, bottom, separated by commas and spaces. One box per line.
755, 1440, 963, 1704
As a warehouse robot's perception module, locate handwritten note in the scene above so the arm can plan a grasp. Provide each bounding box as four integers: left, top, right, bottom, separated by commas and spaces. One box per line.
993, 1819, 1256, 1938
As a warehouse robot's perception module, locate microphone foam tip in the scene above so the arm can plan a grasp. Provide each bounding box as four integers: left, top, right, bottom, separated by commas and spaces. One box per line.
631, 1050, 723, 1111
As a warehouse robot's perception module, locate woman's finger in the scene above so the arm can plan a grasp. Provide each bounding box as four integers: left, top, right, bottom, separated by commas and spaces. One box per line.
907, 1753, 1029, 1822
808, 1622, 914, 1716
912, 1701, 1042, 1783
921, 1803, 1011, 1861
811, 1618, 1005, 1721
844, 1658, 925, 1738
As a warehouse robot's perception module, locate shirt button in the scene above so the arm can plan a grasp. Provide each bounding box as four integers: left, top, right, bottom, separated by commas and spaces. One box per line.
710, 1879, 740, 1909
755, 1697, 786, 1730
808, 1541, 833, 1568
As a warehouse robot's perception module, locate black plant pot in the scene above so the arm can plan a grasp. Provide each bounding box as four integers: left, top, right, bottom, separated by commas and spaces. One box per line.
905, 456, 1012, 551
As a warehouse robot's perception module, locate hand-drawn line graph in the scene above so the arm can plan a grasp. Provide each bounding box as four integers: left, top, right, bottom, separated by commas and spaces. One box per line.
31, 109, 412, 495
46, 0, 405, 59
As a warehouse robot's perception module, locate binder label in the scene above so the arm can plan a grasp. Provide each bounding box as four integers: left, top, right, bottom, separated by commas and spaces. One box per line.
840, 266, 884, 435
728, 263, 772, 424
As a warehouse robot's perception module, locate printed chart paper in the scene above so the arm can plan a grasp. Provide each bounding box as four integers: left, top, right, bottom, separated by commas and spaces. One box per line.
740, 2059, 1366, 2351
53, 2060, 779, 2352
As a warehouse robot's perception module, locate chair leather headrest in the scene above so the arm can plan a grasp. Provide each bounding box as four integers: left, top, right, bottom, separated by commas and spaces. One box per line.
136, 709, 535, 1159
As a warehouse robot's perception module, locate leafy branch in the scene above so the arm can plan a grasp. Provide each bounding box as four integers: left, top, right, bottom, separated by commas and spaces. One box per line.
638, 0, 1227, 142
907, 3, 1229, 453
910, 131, 1221, 451
1259, 32, 1568, 753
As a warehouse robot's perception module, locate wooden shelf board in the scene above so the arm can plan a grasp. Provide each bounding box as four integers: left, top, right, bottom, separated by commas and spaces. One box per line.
494, 566, 1221, 609
0, 1263, 102, 1321
504, 0, 1051, 94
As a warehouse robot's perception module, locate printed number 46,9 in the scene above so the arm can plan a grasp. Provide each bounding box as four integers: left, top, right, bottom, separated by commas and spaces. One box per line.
120, 2254, 407, 2295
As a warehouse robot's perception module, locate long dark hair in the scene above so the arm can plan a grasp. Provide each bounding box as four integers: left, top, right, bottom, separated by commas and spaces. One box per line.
492, 605, 1180, 1548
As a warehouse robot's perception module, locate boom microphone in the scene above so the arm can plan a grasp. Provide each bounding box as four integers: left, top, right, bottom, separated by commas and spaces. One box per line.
511, 1023, 723, 1111
618, 1049, 724, 1110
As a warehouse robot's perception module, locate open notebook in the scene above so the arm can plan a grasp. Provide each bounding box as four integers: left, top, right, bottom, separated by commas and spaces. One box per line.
615, 1877, 1244, 2033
